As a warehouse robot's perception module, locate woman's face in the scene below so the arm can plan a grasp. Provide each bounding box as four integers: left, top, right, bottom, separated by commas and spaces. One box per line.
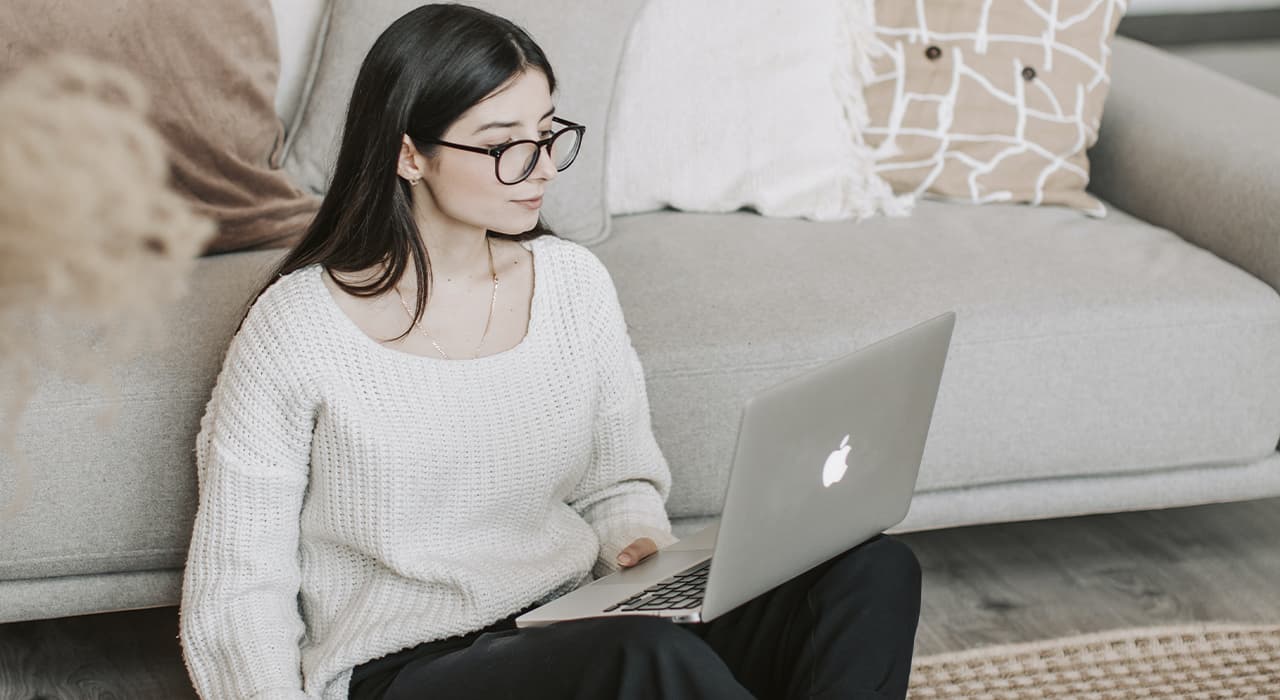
414, 69, 558, 236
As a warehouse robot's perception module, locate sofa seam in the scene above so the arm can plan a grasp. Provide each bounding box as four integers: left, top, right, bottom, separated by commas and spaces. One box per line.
1, 546, 188, 566
642, 318, 1280, 380
665, 451, 1280, 522
913, 450, 1280, 496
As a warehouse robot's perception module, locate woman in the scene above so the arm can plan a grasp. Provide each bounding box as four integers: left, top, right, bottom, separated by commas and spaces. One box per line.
179, 5, 922, 699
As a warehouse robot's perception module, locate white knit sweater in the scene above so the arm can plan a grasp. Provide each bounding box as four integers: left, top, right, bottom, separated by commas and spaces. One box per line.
179, 235, 679, 699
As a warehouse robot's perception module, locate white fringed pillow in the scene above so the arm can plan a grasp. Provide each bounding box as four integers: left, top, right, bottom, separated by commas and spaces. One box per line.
605, 0, 912, 222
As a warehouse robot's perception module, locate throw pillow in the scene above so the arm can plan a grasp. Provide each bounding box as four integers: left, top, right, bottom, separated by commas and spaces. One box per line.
282, 0, 645, 246
606, 0, 912, 222
270, 0, 331, 132
862, 0, 1127, 216
0, 0, 321, 255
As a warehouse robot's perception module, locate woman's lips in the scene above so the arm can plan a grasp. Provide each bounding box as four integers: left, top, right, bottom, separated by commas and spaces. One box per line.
512, 196, 543, 210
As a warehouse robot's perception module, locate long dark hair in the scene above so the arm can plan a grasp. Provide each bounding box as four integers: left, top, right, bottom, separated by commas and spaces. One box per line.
239, 3, 557, 339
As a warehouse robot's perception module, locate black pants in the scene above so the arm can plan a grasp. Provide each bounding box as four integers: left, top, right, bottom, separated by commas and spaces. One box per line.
348, 533, 921, 699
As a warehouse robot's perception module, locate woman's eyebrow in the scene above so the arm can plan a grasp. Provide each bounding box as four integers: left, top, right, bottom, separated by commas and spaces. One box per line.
472, 107, 556, 134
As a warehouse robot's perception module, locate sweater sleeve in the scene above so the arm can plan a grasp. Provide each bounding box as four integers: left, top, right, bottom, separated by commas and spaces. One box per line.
568, 256, 679, 578
179, 290, 316, 700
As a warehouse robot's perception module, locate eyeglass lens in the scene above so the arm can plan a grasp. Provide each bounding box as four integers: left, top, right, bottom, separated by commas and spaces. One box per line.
497, 128, 582, 184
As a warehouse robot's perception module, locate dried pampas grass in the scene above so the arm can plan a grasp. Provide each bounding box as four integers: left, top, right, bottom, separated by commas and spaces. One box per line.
0, 54, 215, 521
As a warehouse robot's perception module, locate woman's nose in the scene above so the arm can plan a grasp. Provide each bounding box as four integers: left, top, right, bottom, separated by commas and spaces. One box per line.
530, 143, 559, 182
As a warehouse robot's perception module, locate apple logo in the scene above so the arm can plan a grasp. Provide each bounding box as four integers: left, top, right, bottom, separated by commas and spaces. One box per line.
822, 434, 853, 488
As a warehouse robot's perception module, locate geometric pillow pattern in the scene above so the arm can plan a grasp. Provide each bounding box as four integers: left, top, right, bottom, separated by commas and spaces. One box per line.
861, 0, 1128, 216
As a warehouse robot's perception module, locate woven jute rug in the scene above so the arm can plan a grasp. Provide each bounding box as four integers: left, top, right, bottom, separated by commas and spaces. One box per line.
909, 623, 1280, 699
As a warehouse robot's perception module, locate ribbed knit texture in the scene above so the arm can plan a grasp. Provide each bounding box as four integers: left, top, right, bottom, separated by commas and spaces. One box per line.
179, 234, 678, 699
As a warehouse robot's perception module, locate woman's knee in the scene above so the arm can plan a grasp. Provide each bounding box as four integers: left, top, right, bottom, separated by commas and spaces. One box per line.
823, 534, 922, 601
872, 534, 922, 587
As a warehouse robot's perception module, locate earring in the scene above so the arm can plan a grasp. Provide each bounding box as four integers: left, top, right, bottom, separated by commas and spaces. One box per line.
407, 177, 418, 186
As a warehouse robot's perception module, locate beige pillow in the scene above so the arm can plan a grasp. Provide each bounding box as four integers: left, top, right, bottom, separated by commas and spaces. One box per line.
862, 0, 1126, 216
0, 0, 320, 255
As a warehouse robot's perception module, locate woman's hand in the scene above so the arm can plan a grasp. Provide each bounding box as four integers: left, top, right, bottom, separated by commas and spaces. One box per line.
617, 537, 658, 568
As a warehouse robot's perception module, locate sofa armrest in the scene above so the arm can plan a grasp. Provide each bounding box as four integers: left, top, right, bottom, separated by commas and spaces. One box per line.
1088, 36, 1280, 295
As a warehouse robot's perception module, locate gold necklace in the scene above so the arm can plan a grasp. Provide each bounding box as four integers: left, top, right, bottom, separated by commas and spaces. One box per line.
394, 237, 499, 360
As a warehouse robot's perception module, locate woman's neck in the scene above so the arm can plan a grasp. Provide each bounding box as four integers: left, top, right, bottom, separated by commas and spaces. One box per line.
394, 190, 495, 291
394, 224, 494, 294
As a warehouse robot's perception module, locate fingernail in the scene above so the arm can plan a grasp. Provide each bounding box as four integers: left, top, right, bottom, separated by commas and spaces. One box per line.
618, 554, 631, 564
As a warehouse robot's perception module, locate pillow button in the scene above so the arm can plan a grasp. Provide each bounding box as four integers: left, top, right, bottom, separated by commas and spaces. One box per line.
925, 45, 942, 61
1022, 66, 1037, 81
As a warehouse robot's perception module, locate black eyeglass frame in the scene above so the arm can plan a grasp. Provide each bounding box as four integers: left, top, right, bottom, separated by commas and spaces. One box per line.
430, 117, 586, 185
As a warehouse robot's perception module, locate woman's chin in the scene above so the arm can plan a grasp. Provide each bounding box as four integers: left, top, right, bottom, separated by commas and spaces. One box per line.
488, 212, 542, 235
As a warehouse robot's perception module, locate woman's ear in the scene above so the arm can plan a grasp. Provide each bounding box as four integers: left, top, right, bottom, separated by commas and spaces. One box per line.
397, 134, 425, 181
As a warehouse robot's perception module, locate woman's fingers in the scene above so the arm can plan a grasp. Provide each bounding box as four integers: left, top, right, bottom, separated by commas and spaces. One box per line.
617, 537, 658, 567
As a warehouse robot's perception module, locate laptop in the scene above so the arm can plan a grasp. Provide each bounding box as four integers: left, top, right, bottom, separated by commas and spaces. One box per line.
516, 311, 956, 627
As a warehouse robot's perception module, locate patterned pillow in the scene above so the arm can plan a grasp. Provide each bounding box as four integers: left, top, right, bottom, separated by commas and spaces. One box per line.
862, 0, 1127, 216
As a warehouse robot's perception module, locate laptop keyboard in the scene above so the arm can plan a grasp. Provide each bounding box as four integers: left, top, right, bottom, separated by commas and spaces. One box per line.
603, 560, 710, 613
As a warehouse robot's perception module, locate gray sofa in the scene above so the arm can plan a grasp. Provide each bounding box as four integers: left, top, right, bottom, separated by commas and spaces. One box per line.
3, 25, 1280, 624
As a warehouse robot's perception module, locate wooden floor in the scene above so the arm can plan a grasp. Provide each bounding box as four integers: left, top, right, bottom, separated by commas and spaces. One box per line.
2, 496, 1279, 698
0, 606, 193, 699
905, 496, 1280, 657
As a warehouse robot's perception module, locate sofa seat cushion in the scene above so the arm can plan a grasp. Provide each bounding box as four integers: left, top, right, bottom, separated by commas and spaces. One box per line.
594, 202, 1280, 519
0, 250, 286, 582
7, 199, 1280, 581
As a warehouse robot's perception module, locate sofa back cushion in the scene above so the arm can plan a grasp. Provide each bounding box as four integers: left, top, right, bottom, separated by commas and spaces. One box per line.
282, 0, 644, 245
0, 0, 320, 255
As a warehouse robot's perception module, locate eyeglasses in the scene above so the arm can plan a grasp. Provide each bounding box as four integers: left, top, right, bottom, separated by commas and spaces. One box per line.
431, 117, 585, 185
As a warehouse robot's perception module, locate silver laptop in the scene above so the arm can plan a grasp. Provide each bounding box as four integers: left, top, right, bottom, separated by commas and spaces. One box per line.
516, 311, 956, 627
